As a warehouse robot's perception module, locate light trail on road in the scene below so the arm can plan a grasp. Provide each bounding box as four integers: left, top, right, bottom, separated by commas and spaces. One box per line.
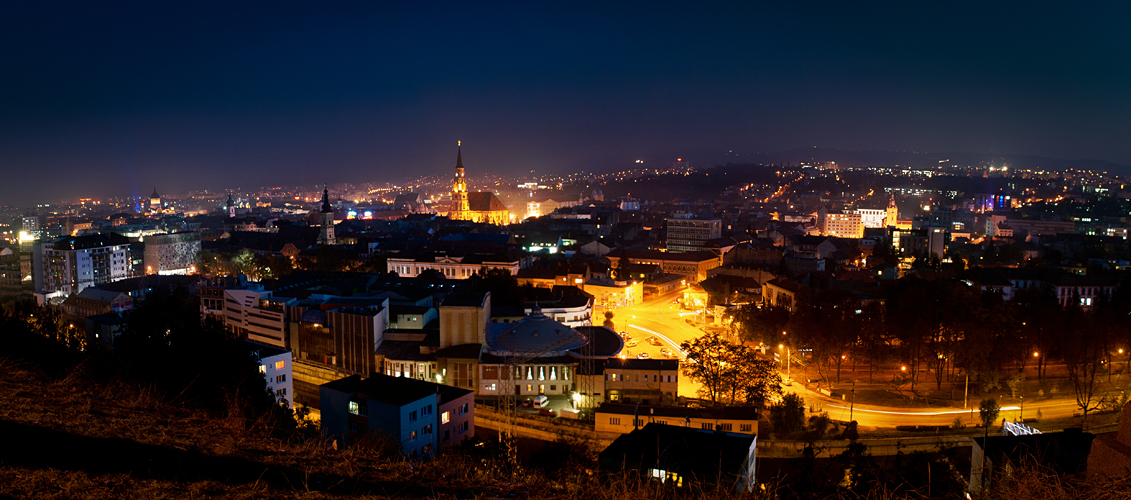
824, 403, 1020, 416
628, 324, 689, 359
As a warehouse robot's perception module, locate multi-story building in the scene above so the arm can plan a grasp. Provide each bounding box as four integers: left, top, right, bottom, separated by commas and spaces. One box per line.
223, 288, 293, 348
526, 196, 581, 219
822, 212, 864, 239
666, 217, 722, 253
584, 278, 643, 310
576, 358, 679, 406
142, 231, 201, 275
595, 404, 759, 436
855, 208, 888, 229
250, 342, 294, 408
762, 277, 804, 312
320, 374, 474, 456
606, 249, 721, 283
40, 233, 130, 297
291, 301, 390, 368
386, 253, 524, 279
60, 288, 132, 320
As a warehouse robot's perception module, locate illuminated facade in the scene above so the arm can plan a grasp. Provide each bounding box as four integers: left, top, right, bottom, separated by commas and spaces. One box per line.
318, 187, 336, 245
448, 144, 510, 225
886, 194, 898, 227
666, 217, 722, 253
855, 208, 887, 229
821, 212, 864, 238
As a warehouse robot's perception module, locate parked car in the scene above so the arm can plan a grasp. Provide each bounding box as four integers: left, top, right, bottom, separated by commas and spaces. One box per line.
659, 348, 674, 358
532, 395, 549, 409
626, 339, 639, 347
521, 398, 533, 408
539, 408, 556, 417
636, 352, 650, 359
647, 336, 662, 346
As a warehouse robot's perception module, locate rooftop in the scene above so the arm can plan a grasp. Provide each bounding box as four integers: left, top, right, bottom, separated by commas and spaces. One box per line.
322, 373, 472, 408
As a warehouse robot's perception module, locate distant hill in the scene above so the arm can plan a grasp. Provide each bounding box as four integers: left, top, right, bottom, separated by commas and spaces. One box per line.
746, 147, 1131, 176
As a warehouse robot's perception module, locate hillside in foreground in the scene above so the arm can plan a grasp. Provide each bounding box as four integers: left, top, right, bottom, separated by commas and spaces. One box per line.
3, 354, 1131, 500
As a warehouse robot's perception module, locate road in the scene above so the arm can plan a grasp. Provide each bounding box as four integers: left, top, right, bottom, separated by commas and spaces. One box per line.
605, 288, 707, 399
782, 382, 1086, 428
604, 290, 1095, 429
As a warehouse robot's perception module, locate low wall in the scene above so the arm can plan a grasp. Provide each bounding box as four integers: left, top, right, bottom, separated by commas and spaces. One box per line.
757, 435, 974, 458
474, 404, 621, 451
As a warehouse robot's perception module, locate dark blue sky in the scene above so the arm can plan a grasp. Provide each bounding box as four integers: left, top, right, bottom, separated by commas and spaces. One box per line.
1, 2, 1128, 205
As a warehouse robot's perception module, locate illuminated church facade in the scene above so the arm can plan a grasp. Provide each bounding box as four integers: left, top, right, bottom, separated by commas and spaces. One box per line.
448, 143, 510, 225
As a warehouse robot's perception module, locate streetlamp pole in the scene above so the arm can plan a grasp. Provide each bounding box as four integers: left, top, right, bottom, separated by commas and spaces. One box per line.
850, 379, 856, 422
964, 372, 969, 410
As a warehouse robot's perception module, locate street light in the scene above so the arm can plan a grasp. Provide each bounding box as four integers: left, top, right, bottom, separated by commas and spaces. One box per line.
779, 344, 791, 381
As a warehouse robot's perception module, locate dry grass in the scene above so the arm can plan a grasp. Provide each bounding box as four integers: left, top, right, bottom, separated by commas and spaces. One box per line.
3, 356, 1129, 500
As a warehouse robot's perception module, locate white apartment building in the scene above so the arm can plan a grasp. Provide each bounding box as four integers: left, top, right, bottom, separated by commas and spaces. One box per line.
855, 208, 888, 229
224, 289, 291, 348
251, 342, 294, 408
40, 233, 130, 297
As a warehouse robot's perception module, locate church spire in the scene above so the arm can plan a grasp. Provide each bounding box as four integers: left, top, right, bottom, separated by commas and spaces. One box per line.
320, 185, 333, 213
456, 140, 463, 168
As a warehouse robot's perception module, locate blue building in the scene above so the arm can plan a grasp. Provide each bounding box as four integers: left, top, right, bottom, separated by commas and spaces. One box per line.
320, 373, 474, 457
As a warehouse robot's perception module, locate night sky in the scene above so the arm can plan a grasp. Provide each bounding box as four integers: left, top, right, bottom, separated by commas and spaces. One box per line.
1, 2, 1129, 205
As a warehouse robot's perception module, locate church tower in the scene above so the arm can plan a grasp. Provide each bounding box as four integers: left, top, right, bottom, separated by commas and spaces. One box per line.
451, 141, 470, 217
226, 194, 236, 218
318, 186, 335, 245
885, 193, 898, 227
149, 188, 162, 213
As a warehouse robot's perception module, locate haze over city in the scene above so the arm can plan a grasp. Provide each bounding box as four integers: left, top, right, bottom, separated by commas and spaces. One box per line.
2, 2, 1130, 204
4, 3, 1131, 499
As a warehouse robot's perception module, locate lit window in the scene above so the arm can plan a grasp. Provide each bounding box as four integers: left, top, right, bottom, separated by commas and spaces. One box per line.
441, 411, 450, 424
258, 365, 266, 375
275, 360, 285, 370
349, 401, 359, 415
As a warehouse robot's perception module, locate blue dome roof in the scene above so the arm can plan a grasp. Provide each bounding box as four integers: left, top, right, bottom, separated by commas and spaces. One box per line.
487, 309, 587, 356
301, 309, 326, 324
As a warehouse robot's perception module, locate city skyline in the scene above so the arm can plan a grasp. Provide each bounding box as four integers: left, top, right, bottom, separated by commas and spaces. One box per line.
2, 2, 1130, 205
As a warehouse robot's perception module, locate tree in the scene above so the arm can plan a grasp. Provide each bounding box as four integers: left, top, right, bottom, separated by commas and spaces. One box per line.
979, 398, 1000, 429
116, 286, 282, 416
1063, 306, 1106, 423
789, 289, 858, 387
770, 393, 806, 437
728, 303, 789, 345
603, 311, 615, 330
680, 332, 782, 406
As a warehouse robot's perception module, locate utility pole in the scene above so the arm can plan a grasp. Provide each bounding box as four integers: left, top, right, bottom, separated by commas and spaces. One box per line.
850, 379, 857, 422
964, 372, 969, 409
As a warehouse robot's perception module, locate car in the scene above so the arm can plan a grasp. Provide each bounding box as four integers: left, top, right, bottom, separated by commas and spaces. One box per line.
659, 348, 674, 357
626, 340, 638, 347
647, 336, 662, 346
532, 395, 549, 409
521, 398, 533, 408
636, 352, 650, 359
539, 408, 556, 417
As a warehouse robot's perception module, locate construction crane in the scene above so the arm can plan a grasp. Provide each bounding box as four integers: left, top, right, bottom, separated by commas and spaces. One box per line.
496, 329, 588, 471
